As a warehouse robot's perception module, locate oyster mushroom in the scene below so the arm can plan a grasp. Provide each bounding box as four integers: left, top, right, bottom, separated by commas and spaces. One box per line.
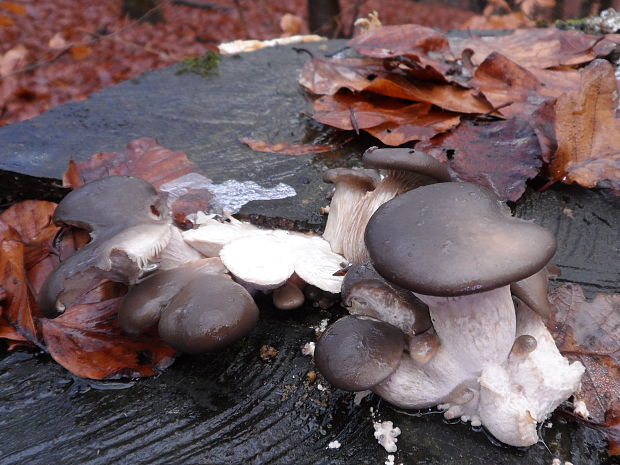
341, 261, 431, 336
119, 256, 258, 353
118, 257, 226, 335
323, 147, 451, 263
218, 228, 345, 295
315, 181, 584, 447
314, 315, 405, 391
157, 273, 259, 353
181, 217, 347, 308
322, 168, 380, 258
39, 176, 173, 318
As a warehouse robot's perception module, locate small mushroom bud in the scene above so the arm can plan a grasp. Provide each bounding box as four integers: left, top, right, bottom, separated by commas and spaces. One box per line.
272, 281, 305, 310
509, 334, 538, 358
408, 332, 440, 365
448, 384, 475, 405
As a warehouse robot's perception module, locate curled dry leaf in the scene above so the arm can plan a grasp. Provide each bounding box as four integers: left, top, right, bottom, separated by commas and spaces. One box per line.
0, 201, 64, 344
417, 117, 543, 201
0, 229, 32, 346
299, 57, 387, 96
64, 137, 200, 189
549, 59, 620, 193
312, 93, 460, 145
362, 73, 493, 115
469, 52, 546, 119
41, 296, 176, 379
299, 57, 492, 115
240, 137, 349, 155
456, 28, 618, 68
548, 283, 620, 454
348, 24, 454, 81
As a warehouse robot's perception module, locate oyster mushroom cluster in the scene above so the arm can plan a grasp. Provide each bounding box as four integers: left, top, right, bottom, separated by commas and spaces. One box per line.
314, 181, 585, 447
39, 175, 346, 353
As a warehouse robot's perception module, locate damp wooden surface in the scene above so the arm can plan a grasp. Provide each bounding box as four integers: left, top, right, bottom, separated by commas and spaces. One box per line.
0, 41, 619, 465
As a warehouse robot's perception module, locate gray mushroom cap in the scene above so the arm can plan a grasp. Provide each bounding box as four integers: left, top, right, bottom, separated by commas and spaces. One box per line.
510, 267, 552, 319
314, 315, 405, 391
158, 273, 259, 354
323, 167, 381, 190
365, 182, 557, 296
39, 176, 172, 318
362, 147, 451, 182
342, 261, 431, 335
118, 258, 227, 335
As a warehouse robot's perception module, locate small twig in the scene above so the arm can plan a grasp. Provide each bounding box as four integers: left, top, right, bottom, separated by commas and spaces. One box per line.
292, 47, 314, 59
349, 107, 360, 135
537, 178, 559, 192
171, 0, 230, 11
233, 0, 249, 39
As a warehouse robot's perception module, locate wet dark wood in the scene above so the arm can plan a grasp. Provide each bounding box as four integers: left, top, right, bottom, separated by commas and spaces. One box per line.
0, 41, 618, 465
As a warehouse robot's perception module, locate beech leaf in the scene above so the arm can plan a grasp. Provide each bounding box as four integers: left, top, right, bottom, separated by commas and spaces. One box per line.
456, 28, 618, 68
312, 93, 460, 145
348, 24, 454, 81
240, 137, 350, 155
40, 297, 177, 380
549, 59, 620, 193
417, 118, 543, 201
549, 284, 620, 422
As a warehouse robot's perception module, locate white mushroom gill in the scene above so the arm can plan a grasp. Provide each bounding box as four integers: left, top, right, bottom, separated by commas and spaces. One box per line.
182, 218, 346, 295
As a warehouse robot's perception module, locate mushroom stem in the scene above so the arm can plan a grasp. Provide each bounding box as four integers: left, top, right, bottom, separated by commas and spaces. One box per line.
414, 286, 516, 369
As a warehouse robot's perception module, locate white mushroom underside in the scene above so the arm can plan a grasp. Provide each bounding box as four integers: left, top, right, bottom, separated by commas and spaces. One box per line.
181, 219, 345, 294
371, 287, 584, 447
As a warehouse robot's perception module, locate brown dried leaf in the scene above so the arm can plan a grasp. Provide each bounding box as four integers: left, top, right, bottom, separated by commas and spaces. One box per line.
470, 52, 544, 118
69, 44, 93, 61
549, 59, 620, 193
0, 223, 38, 343
40, 297, 176, 379
0, 2, 26, 15
312, 93, 460, 145
549, 283, 620, 423
299, 57, 386, 96
0, 13, 13, 26
417, 118, 543, 201
299, 56, 492, 115
469, 52, 557, 162
460, 12, 534, 30
457, 29, 618, 68
240, 137, 349, 155
348, 24, 454, 81
64, 137, 201, 189
363, 74, 494, 115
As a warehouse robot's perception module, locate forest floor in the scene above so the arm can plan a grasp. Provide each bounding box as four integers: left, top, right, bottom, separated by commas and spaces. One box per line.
0, 0, 475, 127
